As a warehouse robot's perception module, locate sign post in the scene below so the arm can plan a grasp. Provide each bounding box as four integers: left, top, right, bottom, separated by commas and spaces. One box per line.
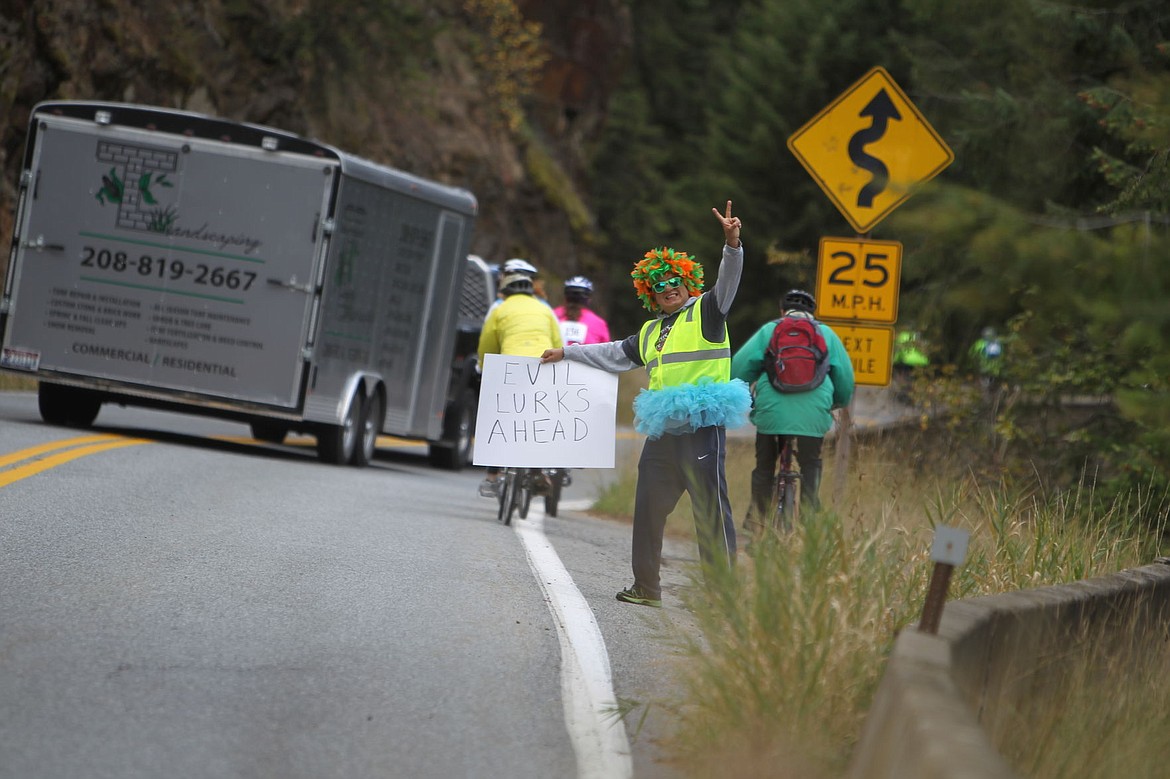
792, 66, 955, 501
791, 66, 954, 387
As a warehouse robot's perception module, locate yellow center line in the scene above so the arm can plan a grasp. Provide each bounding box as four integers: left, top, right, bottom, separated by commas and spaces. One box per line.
0, 437, 153, 488
0, 429, 438, 489
0, 434, 125, 469
210, 434, 428, 449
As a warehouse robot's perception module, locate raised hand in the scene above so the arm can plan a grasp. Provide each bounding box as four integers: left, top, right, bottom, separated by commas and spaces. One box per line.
711, 200, 742, 247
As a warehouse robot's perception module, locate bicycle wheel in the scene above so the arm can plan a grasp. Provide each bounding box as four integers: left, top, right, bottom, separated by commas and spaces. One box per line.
497, 471, 514, 525
782, 473, 801, 530
504, 472, 521, 525
545, 471, 562, 517
771, 475, 791, 534
514, 467, 533, 514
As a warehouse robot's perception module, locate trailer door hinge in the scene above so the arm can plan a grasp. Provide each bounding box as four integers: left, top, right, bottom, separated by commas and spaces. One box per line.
267, 275, 313, 294
20, 235, 65, 252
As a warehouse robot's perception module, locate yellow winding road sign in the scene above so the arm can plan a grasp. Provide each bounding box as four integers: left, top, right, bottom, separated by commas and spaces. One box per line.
788, 67, 954, 234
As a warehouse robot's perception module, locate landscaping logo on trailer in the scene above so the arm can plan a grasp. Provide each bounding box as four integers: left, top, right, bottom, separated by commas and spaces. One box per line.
91, 140, 263, 255
93, 140, 179, 232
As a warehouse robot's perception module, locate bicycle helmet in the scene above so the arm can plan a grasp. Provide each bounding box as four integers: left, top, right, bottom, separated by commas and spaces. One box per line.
782, 289, 816, 313
564, 276, 593, 304
564, 275, 593, 293
499, 271, 534, 295
503, 258, 538, 276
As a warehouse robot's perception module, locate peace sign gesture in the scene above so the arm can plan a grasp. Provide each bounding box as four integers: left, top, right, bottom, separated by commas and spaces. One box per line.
711, 200, 742, 248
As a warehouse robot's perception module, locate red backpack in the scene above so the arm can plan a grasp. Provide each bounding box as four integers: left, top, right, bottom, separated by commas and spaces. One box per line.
763, 315, 830, 393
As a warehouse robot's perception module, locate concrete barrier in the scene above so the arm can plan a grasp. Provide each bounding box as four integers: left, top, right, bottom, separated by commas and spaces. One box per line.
847, 557, 1170, 779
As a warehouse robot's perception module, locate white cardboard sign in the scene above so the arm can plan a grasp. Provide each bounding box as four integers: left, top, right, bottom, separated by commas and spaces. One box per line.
473, 353, 618, 468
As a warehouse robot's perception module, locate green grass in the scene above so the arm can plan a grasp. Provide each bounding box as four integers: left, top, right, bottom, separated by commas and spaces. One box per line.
590, 427, 1170, 777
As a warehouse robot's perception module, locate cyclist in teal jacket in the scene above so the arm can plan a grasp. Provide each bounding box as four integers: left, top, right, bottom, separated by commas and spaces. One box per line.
730, 290, 854, 533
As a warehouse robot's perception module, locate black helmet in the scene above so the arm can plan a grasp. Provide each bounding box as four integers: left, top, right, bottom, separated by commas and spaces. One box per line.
782, 289, 815, 313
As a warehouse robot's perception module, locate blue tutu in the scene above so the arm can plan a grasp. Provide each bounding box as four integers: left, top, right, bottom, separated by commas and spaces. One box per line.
633, 378, 752, 439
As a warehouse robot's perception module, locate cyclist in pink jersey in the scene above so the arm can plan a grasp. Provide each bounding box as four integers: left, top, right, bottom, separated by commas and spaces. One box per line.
553, 276, 611, 346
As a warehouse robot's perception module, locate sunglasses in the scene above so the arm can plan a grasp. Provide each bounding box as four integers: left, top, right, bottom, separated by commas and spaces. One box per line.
651, 277, 683, 294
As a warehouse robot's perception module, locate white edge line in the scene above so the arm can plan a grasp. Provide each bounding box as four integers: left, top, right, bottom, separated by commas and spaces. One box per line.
514, 505, 633, 779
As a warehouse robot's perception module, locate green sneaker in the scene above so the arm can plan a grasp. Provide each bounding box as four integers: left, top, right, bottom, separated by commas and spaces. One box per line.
615, 585, 661, 608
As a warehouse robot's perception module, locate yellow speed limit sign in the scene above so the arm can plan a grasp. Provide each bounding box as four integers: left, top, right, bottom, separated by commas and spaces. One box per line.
827, 322, 894, 387
816, 237, 901, 324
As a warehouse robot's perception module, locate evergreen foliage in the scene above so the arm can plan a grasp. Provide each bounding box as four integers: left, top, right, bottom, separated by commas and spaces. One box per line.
592, 0, 1170, 516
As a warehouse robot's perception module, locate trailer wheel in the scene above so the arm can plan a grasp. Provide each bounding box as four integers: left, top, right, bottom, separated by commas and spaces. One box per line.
317, 392, 362, 465
350, 391, 383, 467
250, 422, 288, 444
38, 382, 101, 428
429, 388, 476, 470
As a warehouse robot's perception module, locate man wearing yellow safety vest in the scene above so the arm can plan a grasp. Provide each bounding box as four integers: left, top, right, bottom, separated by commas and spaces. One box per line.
541, 202, 752, 607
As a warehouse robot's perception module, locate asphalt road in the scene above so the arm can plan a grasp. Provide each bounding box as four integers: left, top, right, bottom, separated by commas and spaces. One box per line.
0, 385, 908, 779
0, 392, 708, 779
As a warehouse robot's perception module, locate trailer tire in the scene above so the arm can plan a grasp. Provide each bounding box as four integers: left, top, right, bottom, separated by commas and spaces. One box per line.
38, 382, 101, 428
317, 392, 362, 465
429, 388, 476, 471
350, 391, 383, 467
250, 422, 288, 444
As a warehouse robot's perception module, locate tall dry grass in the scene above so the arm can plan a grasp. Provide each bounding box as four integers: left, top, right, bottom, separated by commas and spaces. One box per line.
592, 423, 1169, 778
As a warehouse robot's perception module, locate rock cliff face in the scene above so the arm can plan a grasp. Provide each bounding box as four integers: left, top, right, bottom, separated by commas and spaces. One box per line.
0, 0, 630, 285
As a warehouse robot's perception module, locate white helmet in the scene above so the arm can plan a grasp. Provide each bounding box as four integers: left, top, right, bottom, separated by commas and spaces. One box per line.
564, 275, 594, 293
503, 258, 538, 276
499, 272, 534, 294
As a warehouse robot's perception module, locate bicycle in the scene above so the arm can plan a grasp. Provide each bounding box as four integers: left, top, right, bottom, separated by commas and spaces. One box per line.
497, 467, 557, 525
496, 468, 571, 524
496, 467, 526, 525
769, 435, 801, 534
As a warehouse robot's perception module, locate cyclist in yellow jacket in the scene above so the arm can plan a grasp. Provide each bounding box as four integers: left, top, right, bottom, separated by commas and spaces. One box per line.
541, 202, 751, 607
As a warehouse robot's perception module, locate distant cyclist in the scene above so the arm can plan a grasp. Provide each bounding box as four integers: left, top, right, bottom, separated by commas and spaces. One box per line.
730, 289, 854, 535
553, 276, 611, 346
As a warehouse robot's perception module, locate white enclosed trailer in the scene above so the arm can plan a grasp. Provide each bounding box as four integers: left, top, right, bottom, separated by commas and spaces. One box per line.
0, 101, 492, 467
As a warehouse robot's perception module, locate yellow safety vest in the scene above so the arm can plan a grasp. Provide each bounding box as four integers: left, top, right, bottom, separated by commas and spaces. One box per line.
638, 301, 731, 390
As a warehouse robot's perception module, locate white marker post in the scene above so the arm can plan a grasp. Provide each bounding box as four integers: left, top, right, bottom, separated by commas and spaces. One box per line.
918, 525, 970, 634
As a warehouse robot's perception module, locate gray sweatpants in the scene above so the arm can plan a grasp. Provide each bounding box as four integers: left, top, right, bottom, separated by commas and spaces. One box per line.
631, 425, 737, 598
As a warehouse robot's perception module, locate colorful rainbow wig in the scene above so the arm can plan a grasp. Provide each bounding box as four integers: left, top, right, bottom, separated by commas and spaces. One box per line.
630, 247, 704, 313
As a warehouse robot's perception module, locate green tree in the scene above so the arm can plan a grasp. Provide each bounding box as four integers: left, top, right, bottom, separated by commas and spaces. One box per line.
887, 0, 1170, 508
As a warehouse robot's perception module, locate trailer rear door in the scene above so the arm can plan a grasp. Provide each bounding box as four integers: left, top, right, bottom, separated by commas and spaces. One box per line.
3, 113, 335, 408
